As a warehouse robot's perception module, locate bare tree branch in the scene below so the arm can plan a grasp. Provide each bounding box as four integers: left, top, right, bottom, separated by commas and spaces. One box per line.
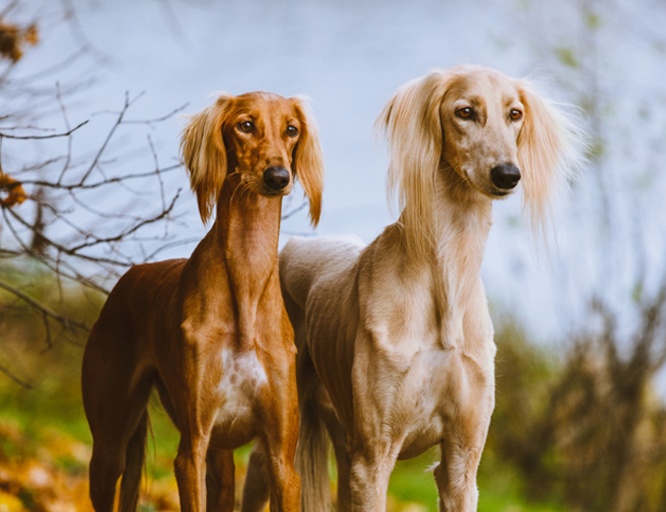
0, 5, 190, 366
0, 119, 88, 139
0, 362, 31, 389
0, 280, 89, 334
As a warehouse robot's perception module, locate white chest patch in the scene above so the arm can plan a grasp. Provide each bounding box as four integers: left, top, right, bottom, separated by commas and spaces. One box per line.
215, 349, 268, 426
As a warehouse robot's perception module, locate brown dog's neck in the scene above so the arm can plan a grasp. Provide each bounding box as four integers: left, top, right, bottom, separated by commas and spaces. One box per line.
214, 182, 282, 264
184, 182, 283, 346
217, 181, 282, 294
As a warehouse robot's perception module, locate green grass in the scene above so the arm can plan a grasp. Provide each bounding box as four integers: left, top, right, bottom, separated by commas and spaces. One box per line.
387, 449, 568, 512
477, 464, 568, 512
389, 452, 439, 509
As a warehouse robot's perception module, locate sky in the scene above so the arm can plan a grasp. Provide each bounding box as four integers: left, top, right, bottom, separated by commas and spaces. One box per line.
3, 0, 666, 345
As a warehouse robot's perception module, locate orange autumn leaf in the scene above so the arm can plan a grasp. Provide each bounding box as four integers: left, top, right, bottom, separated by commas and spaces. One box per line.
0, 171, 27, 207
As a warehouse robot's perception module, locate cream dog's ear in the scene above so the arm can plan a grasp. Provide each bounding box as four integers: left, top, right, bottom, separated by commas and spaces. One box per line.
516, 81, 584, 233
377, 70, 453, 256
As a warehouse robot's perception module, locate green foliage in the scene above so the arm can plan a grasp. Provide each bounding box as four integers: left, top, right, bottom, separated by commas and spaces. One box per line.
389, 452, 439, 509
583, 10, 602, 30
555, 47, 580, 69
489, 309, 666, 512
487, 321, 568, 507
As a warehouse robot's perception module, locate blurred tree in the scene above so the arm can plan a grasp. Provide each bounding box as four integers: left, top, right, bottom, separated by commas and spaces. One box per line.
492, 284, 666, 512
489, 1, 666, 510
0, 1, 185, 387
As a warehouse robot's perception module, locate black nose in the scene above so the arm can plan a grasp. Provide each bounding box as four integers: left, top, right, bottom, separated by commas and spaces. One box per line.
490, 163, 521, 190
263, 166, 291, 191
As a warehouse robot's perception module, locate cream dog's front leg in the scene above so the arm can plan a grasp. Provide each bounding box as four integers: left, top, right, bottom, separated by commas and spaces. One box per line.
433, 374, 494, 512
347, 443, 400, 512
345, 345, 402, 512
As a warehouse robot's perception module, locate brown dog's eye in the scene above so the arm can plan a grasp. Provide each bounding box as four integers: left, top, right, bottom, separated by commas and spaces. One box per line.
509, 109, 523, 121
455, 107, 474, 120
286, 125, 299, 137
237, 120, 255, 133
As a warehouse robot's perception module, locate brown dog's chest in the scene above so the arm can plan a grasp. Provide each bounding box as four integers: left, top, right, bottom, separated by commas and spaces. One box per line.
209, 348, 269, 448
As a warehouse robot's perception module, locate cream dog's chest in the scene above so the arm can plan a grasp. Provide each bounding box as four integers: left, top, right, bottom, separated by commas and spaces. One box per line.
372, 345, 493, 458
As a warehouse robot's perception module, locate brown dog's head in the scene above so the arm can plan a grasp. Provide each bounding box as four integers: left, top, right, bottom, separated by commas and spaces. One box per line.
181, 92, 324, 226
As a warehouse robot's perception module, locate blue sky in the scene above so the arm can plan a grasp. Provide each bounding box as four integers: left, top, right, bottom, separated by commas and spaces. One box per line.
4, 0, 666, 346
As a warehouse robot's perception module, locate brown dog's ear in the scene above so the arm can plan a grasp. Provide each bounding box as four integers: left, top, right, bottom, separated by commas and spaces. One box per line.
291, 98, 324, 227
180, 95, 231, 225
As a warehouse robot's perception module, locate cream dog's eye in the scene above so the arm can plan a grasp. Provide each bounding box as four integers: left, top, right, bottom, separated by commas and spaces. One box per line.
509, 109, 523, 121
455, 107, 474, 120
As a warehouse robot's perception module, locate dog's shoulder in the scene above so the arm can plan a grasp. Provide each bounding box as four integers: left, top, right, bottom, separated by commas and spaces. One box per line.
281, 235, 364, 270
279, 235, 364, 306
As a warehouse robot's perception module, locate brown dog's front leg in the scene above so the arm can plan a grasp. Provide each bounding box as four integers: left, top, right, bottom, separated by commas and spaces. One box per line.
241, 444, 271, 512
175, 434, 210, 512
267, 449, 301, 512
259, 377, 302, 511
206, 448, 235, 512
241, 434, 301, 512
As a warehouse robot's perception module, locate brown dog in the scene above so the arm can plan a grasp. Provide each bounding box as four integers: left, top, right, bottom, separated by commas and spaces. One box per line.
81, 92, 324, 511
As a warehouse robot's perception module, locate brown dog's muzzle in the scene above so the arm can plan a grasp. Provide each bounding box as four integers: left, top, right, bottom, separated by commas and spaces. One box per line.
263, 166, 292, 193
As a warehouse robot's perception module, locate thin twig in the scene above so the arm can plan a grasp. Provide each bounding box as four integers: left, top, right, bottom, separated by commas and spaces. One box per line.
0, 280, 89, 333
21, 163, 181, 190
0, 363, 32, 389
0, 119, 88, 140
79, 91, 143, 184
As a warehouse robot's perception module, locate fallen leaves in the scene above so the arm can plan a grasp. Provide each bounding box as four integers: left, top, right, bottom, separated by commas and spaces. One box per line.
0, 421, 187, 512
0, 419, 437, 511
0, 423, 90, 512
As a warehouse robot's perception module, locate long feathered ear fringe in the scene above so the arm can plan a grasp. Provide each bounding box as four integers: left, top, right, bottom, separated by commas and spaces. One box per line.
180, 95, 231, 225
291, 97, 325, 227
376, 70, 452, 258
516, 80, 586, 242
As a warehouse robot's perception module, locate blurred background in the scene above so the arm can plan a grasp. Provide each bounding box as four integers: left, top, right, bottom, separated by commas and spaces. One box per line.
1, 0, 665, 510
